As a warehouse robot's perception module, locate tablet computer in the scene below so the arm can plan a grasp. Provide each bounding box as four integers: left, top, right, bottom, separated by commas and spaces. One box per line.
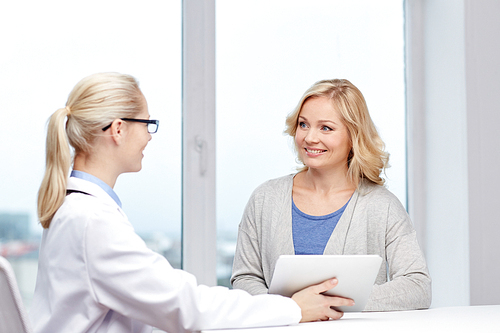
268, 255, 382, 312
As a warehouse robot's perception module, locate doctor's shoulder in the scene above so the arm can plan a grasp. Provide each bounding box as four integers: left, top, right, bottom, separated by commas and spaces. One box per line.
58, 192, 127, 227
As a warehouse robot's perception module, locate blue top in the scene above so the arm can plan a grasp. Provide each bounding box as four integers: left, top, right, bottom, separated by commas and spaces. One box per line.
70, 170, 122, 208
292, 198, 349, 255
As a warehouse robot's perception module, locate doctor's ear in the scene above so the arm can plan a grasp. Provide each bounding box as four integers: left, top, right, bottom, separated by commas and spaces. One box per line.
108, 119, 126, 144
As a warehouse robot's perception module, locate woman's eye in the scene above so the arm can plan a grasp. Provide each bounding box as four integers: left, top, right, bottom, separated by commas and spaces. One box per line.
299, 122, 307, 128
321, 126, 333, 131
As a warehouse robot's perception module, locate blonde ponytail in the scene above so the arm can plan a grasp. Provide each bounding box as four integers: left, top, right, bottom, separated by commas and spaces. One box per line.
37, 107, 72, 228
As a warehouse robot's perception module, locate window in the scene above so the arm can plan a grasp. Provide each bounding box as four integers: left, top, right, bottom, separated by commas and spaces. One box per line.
216, 0, 406, 286
0, 0, 406, 307
0, 0, 182, 307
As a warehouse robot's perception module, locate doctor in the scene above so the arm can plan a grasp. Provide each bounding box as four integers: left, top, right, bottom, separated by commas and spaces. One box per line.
30, 72, 353, 333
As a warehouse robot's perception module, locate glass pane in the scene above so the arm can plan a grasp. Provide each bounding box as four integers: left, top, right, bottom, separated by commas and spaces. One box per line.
216, 0, 405, 287
0, 0, 181, 308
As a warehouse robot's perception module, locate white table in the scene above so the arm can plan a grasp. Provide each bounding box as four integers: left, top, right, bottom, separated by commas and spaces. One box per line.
200, 305, 500, 333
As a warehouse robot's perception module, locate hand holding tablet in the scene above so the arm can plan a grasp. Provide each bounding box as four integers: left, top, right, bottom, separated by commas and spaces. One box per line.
290, 277, 355, 321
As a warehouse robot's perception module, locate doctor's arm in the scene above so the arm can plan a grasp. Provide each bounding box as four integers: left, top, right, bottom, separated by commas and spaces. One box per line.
84, 211, 302, 332
84, 211, 352, 330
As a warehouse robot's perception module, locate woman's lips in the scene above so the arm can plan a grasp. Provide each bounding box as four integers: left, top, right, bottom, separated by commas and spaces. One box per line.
304, 147, 326, 156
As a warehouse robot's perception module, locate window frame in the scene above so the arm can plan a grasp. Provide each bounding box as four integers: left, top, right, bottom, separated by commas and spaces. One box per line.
182, 0, 217, 286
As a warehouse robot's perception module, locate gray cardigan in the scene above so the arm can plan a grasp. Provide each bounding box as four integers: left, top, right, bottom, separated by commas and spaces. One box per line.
231, 174, 432, 311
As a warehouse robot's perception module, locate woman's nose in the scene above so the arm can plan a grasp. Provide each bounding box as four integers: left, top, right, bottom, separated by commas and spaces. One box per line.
304, 129, 319, 143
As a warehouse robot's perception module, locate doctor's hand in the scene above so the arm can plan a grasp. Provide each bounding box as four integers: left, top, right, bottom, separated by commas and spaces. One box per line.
291, 278, 354, 322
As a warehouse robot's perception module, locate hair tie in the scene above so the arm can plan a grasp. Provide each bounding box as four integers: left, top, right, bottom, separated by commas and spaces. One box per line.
65, 106, 71, 116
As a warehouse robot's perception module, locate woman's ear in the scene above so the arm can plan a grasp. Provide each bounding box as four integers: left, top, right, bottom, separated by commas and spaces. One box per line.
109, 119, 125, 145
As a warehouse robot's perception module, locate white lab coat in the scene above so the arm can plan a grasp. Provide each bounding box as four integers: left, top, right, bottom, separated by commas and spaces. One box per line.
30, 177, 301, 333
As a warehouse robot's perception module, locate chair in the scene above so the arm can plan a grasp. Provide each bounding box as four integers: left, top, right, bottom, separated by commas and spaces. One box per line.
0, 256, 33, 333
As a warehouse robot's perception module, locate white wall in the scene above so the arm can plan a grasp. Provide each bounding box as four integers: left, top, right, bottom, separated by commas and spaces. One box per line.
407, 0, 500, 307
465, 0, 500, 306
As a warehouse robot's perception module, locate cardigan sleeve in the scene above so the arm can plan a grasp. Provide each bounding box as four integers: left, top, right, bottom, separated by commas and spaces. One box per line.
231, 190, 270, 295
364, 196, 432, 311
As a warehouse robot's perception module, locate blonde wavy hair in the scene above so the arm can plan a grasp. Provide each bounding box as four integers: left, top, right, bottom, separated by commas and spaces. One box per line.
37, 72, 144, 228
285, 79, 389, 187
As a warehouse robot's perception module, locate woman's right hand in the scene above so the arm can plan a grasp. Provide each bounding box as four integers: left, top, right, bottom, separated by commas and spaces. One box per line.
291, 278, 354, 322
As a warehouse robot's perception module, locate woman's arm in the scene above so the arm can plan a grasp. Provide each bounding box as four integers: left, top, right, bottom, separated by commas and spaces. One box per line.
364, 198, 432, 311
231, 192, 270, 295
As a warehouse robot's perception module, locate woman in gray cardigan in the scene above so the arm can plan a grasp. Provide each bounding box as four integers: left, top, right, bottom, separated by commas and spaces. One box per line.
231, 79, 431, 313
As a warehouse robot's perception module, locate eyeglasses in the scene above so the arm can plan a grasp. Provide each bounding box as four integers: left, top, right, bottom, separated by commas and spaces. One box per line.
102, 118, 160, 134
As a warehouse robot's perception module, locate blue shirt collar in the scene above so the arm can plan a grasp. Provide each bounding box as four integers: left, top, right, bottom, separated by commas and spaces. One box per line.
70, 170, 122, 208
